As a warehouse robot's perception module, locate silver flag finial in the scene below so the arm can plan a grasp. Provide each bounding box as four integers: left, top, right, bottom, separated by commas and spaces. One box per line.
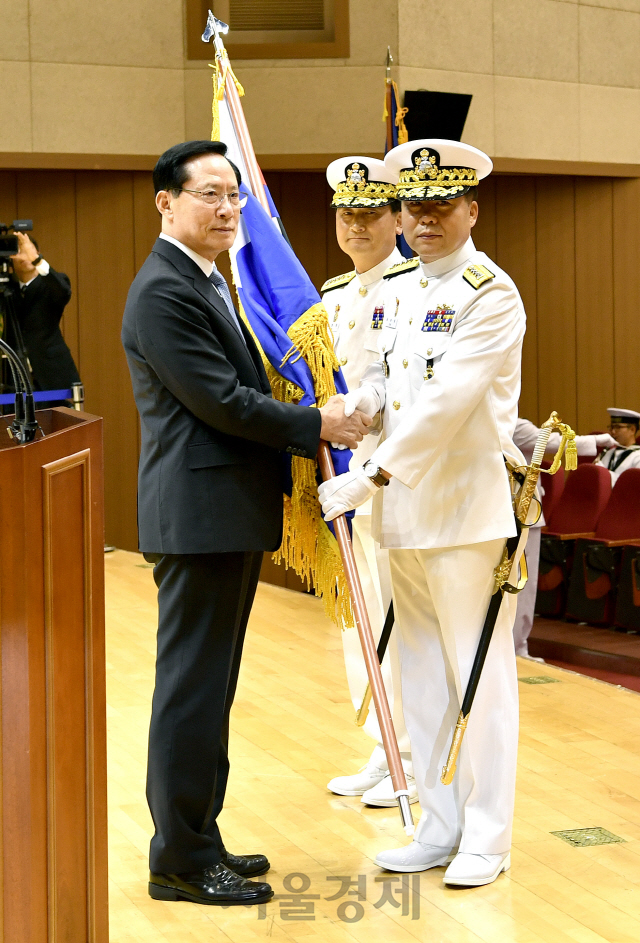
202, 10, 229, 44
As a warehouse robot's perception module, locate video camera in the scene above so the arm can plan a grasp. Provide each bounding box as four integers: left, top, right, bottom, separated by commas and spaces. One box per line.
0, 220, 33, 259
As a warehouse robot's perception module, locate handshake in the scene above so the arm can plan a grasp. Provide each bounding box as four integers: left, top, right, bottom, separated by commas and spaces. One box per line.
318, 386, 382, 449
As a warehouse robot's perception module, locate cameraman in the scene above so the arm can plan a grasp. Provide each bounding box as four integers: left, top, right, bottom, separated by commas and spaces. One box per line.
8, 232, 80, 406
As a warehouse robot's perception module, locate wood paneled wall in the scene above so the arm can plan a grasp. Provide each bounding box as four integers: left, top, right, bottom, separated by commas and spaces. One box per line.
472, 174, 640, 432
0, 170, 159, 551
1, 168, 638, 550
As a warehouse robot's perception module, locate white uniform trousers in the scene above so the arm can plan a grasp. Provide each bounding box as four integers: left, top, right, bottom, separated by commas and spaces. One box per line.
389, 539, 518, 853
512, 525, 542, 657
342, 514, 411, 753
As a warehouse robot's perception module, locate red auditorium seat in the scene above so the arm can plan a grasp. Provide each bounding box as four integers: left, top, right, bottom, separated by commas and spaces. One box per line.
536, 464, 612, 617
566, 468, 640, 627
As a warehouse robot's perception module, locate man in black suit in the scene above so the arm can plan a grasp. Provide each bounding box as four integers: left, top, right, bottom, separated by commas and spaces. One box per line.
8, 232, 80, 406
121, 140, 370, 907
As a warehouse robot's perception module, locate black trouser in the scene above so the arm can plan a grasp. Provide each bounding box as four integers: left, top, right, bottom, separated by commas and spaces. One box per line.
144, 550, 263, 874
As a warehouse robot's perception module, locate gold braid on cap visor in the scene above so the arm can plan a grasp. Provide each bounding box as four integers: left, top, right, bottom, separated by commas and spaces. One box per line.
332, 180, 398, 207
397, 166, 479, 200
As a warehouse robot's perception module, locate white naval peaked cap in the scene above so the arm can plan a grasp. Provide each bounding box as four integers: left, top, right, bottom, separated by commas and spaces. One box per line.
607, 407, 640, 421
326, 156, 398, 207
385, 139, 493, 201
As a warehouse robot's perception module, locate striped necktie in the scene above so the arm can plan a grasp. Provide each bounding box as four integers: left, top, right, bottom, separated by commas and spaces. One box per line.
209, 268, 245, 341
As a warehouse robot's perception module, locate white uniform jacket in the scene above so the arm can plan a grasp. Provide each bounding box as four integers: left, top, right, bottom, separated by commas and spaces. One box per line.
363, 237, 526, 550
322, 247, 402, 470
596, 445, 640, 483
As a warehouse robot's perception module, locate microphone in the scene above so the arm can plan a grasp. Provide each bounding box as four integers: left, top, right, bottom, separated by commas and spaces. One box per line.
0, 338, 39, 443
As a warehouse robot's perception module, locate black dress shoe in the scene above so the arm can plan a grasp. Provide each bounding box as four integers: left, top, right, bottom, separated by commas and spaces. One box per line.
220, 850, 270, 877
148, 863, 273, 905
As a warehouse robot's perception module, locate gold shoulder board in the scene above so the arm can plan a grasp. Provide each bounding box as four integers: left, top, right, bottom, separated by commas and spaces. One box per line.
321, 271, 356, 293
463, 263, 495, 290
382, 257, 420, 280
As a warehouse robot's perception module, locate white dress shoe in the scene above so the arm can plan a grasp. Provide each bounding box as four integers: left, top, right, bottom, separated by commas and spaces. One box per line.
375, 841, 455, 873
361, 772, 418, 807
327, 762, 387, 796
444, 852, 511, 887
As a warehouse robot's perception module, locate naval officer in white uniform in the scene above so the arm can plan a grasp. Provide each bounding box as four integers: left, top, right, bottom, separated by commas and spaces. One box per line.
595, 408, 640, 483
319, 140, 526, 887
322, 157, 416, 807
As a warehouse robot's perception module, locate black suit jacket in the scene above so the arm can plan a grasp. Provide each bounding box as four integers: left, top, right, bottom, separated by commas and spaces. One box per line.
121, 238, 321, 554
11, 268, 80, 390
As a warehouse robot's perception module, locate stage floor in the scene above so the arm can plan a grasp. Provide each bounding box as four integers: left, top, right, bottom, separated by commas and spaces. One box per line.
106, 550, 640, 943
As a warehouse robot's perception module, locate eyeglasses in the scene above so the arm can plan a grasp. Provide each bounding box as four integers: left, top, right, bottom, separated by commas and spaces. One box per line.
608, 423, 636, 431
177, 188, 243, 207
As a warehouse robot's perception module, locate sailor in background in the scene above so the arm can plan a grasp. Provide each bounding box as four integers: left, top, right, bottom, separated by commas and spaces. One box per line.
320, 139, 527, 886
595, 408, 640, 483
322, 156, 416, 807
512, 419, 616, 659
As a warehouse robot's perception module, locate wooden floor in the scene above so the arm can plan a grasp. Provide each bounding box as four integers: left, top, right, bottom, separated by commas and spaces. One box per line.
106, 550, 640, 943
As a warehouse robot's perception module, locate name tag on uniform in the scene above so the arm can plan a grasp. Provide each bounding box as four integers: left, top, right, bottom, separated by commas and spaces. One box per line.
370, 306, 384, 330
385, 298, 400, 331
422, 306, 455, 333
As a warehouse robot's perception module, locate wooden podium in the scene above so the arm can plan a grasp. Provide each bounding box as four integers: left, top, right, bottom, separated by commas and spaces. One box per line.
0, 408, 108, 943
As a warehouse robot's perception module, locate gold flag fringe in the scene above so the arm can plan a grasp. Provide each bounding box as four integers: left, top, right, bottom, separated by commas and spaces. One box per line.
281, 302, 341, 406
233, 282, 354, 629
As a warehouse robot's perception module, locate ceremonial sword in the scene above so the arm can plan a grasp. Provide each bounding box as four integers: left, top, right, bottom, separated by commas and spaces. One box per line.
355, 602, 394, 726
440, 412, 577, 785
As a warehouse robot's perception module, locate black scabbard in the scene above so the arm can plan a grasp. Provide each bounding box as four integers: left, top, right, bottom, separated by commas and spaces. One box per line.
376, 601, 394, 664
460, 531, 520, 716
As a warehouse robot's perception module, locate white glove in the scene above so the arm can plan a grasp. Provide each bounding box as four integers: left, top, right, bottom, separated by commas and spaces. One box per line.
343, 385, 382, 419
330, 386, 382, 449
318, 468, 378, 521
594, 433, 617, 451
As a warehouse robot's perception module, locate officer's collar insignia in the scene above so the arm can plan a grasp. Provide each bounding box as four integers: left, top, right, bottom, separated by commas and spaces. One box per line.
371, 306, 384, 330
462, 263, 495, 290
321, 271, 357, 293
422, 305, 455, 333
332, 162, 397, 207
383, 257, 420, 279
397, 147, 479, 201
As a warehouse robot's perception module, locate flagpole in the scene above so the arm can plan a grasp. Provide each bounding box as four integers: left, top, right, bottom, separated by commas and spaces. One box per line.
385, 47, 394, 152
204, 13, 270, 213
318, 444, 414, 835
202, 10, 414, 837
224, 76, 271, 214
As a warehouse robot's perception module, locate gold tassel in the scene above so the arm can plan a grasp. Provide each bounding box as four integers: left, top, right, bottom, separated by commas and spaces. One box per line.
392, 80, 409, 145
382, 79, 409, 145
564, 432, 578, 471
